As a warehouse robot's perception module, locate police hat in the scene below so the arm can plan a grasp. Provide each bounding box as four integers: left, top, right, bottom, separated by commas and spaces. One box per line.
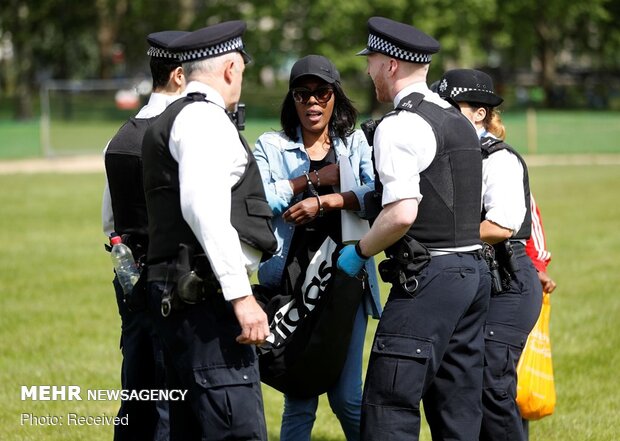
437, 69, 504, 107
168, 20, 252, 64
289, 55, 340, 87
146, 31, 189, 60
357, 16, 440, 64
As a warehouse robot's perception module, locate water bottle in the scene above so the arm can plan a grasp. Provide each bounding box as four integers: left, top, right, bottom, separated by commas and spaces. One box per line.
110, 234, 140, 295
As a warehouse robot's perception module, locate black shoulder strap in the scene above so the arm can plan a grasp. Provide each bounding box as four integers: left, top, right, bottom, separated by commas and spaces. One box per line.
480, 136, 508, 159
368, 93, 427, 195
394, 92, 425, 113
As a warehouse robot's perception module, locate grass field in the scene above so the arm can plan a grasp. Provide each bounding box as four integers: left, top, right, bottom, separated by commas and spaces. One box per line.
0, 164, 619, 440
1, 110, 619, 159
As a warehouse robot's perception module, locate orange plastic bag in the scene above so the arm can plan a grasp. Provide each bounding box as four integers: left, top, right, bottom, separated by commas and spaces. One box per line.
516, 292, 556, 420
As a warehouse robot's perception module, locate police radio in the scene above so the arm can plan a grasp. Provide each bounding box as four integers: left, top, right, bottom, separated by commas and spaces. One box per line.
228, 102, 246, 131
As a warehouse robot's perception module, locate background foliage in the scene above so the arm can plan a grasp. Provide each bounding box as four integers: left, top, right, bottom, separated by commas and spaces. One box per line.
1, 0, 620, 120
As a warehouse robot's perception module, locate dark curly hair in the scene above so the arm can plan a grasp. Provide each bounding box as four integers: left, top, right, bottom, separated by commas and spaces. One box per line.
280, 79, 358, 145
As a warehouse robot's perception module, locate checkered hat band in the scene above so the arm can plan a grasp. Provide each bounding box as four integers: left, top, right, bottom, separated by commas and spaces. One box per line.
146, 47, 177, 59
450, 86, 493, 98
367, 34, 432, 63
177, 36, 243, 62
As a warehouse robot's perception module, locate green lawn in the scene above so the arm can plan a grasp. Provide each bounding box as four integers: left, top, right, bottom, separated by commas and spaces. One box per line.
0, 165, 619, 440
1, 111, 619, 159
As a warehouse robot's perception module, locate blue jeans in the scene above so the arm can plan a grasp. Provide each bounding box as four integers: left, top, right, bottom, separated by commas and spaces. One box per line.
280, 302, 367, 441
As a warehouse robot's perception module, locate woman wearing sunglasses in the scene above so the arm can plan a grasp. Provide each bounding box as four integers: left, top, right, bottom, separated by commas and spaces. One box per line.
253, 55, 381, 441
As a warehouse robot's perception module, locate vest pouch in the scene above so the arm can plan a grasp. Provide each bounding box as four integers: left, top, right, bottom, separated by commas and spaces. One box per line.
236, 196, 278, 256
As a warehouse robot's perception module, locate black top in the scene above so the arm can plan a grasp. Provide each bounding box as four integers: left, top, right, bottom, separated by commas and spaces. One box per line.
306, 149, 341, 244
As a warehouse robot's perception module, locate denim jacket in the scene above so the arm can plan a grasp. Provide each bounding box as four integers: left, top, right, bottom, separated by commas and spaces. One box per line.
253, 127, 381, 319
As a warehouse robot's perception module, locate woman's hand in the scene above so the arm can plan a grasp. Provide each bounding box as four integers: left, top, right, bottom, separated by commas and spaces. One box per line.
316, 163, 340, 186
283, 197, 321, 225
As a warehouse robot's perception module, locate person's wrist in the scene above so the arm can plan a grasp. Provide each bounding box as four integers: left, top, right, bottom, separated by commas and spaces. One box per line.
315, 195, 324, 217
355, 241, 370, 259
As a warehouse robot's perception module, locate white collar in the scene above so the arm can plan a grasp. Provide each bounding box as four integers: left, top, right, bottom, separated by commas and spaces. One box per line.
184, 81, 226, 109
393, 82, 429, 107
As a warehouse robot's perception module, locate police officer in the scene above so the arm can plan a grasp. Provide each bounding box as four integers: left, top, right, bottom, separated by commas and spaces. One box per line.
337, 17, 492, 441
140, 21, 277, 441
102, 30, 186, 441
437, 69, 543, 441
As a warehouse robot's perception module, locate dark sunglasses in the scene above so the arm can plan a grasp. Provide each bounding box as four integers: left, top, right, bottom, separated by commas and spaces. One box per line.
291, 86, 334, 104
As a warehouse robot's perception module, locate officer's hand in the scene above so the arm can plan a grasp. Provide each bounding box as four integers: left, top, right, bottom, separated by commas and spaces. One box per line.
317, 163, 340, 187
265, 190, 288, 216
231, 295, 270, 345
337, 244, 368, 277
537, 270, 557, 294
283, 197, 320, 225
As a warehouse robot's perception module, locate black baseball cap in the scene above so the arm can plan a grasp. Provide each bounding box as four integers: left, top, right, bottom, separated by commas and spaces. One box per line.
289, 55, 340, 87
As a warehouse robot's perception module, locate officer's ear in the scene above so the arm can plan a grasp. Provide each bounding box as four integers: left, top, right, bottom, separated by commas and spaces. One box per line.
387, 58, 398, 76
223, 59, 236, 84
474, 106, 487, 124
171, 67, 184, 88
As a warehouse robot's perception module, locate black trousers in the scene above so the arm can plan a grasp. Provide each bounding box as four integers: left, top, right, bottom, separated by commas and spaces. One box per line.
480, 254, 543, 441
147, 281, 267, 441
113, 277, 169, 441
361, 253, 491, 441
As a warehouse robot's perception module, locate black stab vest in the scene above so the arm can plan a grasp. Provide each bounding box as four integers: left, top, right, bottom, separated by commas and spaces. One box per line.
383, 92, 483, 248
480, 136, 532, 240
142, 92, 277, 263
105, 117, 155, 240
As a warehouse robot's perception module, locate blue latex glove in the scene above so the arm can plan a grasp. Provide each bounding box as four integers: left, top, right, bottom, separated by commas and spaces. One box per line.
265, 190, 288, 216
337, 244, 368, 277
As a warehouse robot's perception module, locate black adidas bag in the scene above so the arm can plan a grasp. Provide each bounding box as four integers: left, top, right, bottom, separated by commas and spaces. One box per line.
255, 237, 364, 399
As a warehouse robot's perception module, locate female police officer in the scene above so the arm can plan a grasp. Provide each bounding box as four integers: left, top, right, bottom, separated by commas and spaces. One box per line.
438, 69, 543, 441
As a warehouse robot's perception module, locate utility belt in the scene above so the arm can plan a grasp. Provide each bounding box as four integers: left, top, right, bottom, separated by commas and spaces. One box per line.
482, 240, 526, 295
378, 235, 431, 295
147, 244, 221, 317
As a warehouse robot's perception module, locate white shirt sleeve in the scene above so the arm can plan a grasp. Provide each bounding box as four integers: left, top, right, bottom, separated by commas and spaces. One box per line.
101, 142, 114, 237
374, 112, 437, 206
482, 149, 526, 233
102, 183, 114, 237
169, 102, 255, 301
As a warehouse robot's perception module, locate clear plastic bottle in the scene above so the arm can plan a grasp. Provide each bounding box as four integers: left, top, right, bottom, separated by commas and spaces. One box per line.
110, 234, 140, 295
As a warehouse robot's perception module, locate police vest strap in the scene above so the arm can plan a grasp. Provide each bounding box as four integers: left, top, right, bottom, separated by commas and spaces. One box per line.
480, 136, 508, 158
394, 92, 425, 112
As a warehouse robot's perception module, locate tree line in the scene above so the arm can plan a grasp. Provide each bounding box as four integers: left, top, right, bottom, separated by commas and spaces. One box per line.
1, 0, 619, 119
